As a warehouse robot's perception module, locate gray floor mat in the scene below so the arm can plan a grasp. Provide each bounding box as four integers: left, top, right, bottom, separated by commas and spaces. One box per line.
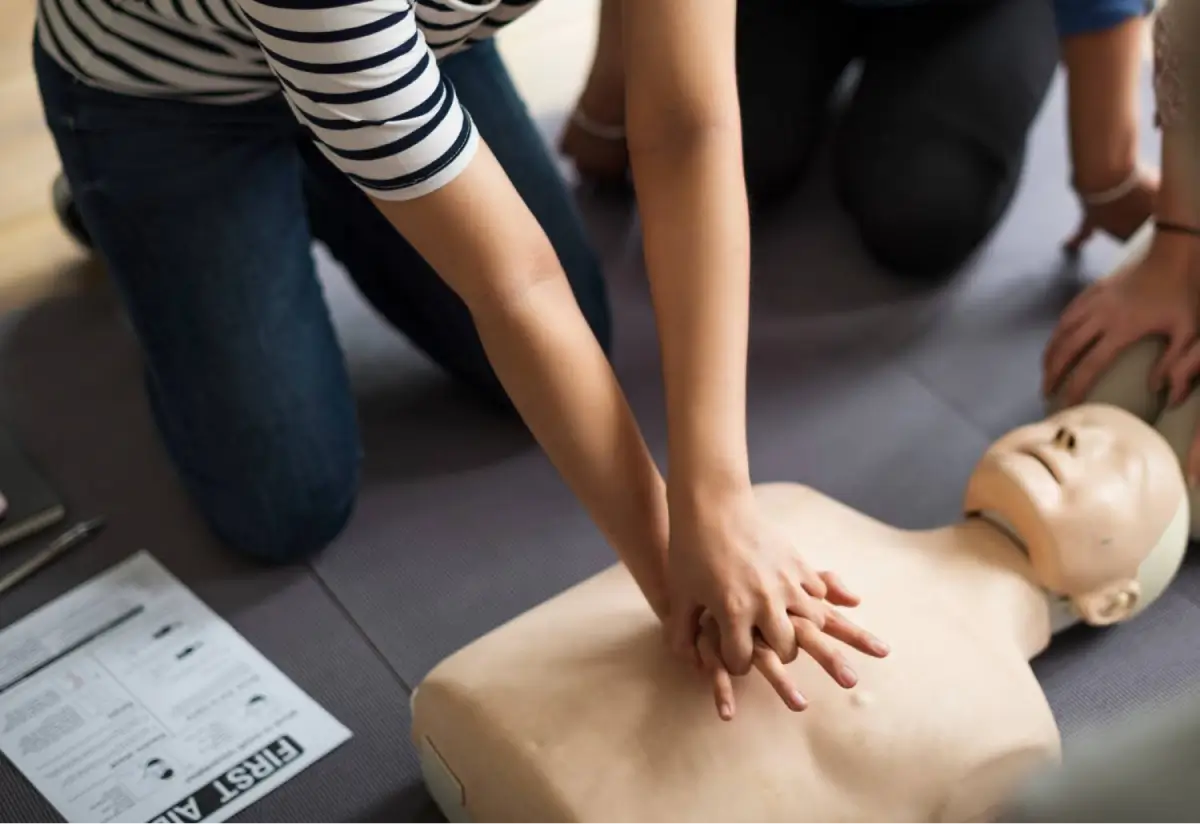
0, 297, 435, 823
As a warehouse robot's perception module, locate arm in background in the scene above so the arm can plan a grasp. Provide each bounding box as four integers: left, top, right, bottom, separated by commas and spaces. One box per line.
1055, 0, 1151, 192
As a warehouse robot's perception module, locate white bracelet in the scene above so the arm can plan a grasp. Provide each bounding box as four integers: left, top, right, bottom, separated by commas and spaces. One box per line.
1076, 166, 1141, 206
570, 108, 626, 141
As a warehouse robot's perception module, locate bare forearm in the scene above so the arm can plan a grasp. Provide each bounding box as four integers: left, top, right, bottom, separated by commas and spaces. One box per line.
629, 126, 752, 499
620, 0, 749, 501
1158, 127, 1199, 225
1133, 128, 1198, 275
371, 148, 670, 617
1147, 125, 1200, 280
1155, 0, 1200, 208
472, 278, 671, 617
573, 0, 626, 131
588, 0, 623, 83
1062, 18, 1146, 191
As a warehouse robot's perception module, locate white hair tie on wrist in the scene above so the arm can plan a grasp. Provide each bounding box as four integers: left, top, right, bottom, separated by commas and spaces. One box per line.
570, 109, 626, 141
1076, 167, 1141, 206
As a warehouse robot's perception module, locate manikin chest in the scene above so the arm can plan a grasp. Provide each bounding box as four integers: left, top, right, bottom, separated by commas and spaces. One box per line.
412, 558, 1061, 822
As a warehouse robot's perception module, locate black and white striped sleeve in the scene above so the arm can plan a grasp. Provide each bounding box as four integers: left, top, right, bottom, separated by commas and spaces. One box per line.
234, 0, 477, 200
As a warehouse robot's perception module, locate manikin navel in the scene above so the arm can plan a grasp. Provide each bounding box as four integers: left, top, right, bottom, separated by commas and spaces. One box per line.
411, 403, 1189, 822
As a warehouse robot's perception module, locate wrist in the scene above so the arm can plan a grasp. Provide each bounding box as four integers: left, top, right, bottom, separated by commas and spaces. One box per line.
1072, 155, 1139, 201
610, 468, 672, 619
626, 551, 671, 623
642, 584, 670, 623
1068, 127, 1139, 201
1157, 128, 1197, 226
667, 459, 753, 515
1062, 20, 1144, 195
1150, 223, 1200, 268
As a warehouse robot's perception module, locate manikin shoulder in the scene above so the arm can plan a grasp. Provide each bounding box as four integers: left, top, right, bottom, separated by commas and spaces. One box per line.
754, 481, 837, 509
937, 736, 1062, 822
754, 482, 889, 532
920, 623, 1062, 820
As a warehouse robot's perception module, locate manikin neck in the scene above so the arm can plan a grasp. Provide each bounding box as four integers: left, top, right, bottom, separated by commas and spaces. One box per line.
931, 515, 1079, 659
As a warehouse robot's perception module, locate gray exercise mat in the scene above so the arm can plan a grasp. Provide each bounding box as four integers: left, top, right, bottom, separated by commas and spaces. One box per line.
0, 294, 435, 823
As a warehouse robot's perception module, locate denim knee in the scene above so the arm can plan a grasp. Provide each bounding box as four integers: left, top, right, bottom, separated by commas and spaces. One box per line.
202, 444, 362, 565
151, 382, 365, 565
838, 136, 1020, 281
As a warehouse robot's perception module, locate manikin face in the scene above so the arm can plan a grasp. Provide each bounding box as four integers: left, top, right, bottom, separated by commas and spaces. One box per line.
963, 404, 1185, 624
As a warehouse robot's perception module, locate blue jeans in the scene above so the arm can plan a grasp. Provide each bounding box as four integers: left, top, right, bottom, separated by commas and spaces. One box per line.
34, 39, 611, 563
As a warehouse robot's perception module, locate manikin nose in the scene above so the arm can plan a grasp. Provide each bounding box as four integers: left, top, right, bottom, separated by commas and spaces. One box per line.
1051, 426, 1077, 451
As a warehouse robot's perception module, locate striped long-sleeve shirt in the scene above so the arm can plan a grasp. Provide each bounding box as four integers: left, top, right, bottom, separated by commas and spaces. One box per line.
38, 0, 1151, 203
37, 0, 540, 200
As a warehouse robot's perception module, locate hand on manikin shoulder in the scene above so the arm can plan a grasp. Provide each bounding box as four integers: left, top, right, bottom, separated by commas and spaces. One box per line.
1043, 225, 1200, 408
1045, 123, 1200, 418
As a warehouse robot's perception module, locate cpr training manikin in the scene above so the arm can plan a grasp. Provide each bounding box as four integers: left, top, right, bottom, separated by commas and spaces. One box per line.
411, 385, 1190, 822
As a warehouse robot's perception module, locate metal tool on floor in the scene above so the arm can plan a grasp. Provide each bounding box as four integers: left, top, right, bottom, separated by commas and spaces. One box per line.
0, 517, 106, 596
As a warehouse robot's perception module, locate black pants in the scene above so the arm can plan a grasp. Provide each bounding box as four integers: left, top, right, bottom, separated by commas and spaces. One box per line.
737, 0, 1059, 279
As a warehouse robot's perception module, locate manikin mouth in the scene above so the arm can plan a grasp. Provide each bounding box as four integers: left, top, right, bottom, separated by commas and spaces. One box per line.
1017, 447, 1058, 482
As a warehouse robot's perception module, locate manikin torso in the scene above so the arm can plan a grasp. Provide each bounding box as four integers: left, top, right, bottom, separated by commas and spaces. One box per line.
412, 484, 1068, 823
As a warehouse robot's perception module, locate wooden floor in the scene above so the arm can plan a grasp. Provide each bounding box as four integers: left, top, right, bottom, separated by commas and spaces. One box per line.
0, 0, 96, 314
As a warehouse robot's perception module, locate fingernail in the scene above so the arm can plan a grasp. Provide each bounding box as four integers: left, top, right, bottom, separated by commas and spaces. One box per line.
791, 690, 808, 711
839, 664, 858, 688
719, 703, 733, 721
870, 638, 890, 656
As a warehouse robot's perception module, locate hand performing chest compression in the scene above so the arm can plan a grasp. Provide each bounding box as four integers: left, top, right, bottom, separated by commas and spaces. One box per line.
691, 568, 890, 720
665, 492, 891, 720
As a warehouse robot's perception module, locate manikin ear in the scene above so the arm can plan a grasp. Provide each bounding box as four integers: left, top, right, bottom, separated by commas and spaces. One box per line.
1073, 581, 1141, 626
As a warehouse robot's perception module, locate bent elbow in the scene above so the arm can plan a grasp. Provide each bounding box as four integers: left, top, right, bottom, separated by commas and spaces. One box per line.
464, 241, 567, 316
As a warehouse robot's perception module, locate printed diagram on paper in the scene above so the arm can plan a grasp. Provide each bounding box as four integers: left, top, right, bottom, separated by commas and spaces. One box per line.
0, 552, 351, 823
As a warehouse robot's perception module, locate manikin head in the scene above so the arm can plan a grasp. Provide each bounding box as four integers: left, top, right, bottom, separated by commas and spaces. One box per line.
964, 404, 1190, 626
